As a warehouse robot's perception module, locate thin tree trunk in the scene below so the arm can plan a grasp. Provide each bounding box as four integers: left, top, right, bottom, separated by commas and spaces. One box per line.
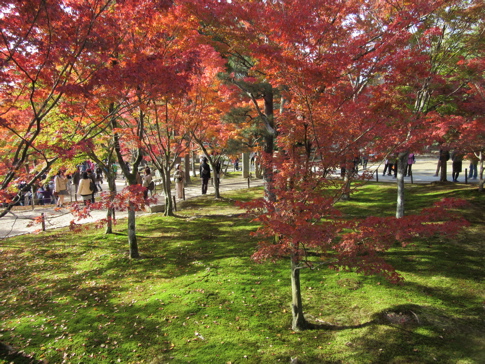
479, 151, 484, 192
105, 208, 114, 234
440, 159, 448, 182
192, 150, 197, 178
212, 156, 222, 199
255, 159, 263, 179
163, 172, 174, 216
396, 152, 407, 218
111, 102, 143, 257
263, 135, 276, 202
105, 171, 117, 234
340, 169, 352, 201
291, 257, 311, 331
128, 204, 139, 258
214, 175, 221, 198
263, 89, 277, 202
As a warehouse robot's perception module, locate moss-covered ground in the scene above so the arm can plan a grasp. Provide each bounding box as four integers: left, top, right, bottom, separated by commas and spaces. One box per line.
0, 183, 484, 363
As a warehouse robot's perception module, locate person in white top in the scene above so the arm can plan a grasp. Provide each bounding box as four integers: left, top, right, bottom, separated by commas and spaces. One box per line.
54, 170, 69, 207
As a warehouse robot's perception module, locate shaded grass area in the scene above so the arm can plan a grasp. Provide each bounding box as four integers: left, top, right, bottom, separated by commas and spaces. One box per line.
0, 184, 484, 363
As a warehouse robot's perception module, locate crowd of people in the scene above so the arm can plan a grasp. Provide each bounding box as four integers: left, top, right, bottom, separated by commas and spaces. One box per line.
10, 151, 481, 209
379, 150, 479, 183
13, 162, 105, 208
382, 153, 416, 178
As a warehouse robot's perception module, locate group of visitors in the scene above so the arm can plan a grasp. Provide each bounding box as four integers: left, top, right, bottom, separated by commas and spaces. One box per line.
379, 150, 480, 182
13, 149, 481, 210
382, 153, 416, 178
72, 165, 104, 206
31, 163, 104, 207
13, 155, 224, 209
434, 150, 479, 182
14, 165, 100, 208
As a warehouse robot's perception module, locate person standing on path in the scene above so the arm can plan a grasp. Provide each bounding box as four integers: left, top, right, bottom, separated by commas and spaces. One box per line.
451, 151, 463, 182
77, 172, 94, 206
54, 170, 69, 207
173, 164, 185, 199
200, 158, 211, 195
142, 167, 153, 199
71, 167, 80, 202
86, 169, 97, 203
382, 159, 392, 176
435, 149, 450, 177
467, 153, 479, 180
405, 153, 415, 177
95, 166, 104, 192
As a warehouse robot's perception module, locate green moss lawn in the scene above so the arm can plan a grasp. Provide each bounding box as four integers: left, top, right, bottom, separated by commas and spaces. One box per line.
0, 183, 484, 363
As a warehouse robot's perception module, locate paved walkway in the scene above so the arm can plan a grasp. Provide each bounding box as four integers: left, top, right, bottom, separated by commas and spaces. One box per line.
0, 175, 264, 239
366, 155, 480, 184
0, 156, 480, 239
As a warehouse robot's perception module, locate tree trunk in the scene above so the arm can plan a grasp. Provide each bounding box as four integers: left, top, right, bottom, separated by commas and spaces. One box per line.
128, 204, 140, 258
440, 159, 448, 182
263, 90, 277, 202
105, 172, 117, 234
396, 152, 407, 218
105, 208, 114, 234
110, 102, 143, 257
340, 169, 352, 201
191, 150, 197, 178
263, 135, 276, 202
291, 258, 311, 331
255, 159, 263, 179
163, 172, 174, 216
479, 151, 484, 193
214, 174, 221, 198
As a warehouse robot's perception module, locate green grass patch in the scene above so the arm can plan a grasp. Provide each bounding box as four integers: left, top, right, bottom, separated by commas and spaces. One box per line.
0, 183, 484, 363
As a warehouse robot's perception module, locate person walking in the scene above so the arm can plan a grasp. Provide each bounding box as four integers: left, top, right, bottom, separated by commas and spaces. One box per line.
54, 170, 69, 207
95, 166, 103, 192
435, 149, 450, 177
71, 168, 80, 202
35, 183, 45, 206
77, 172, 94, 206
86, 169, 98, 203
382, 159, 391, 176
405, 153, 415, 177
468, 154, 479, 180
142, 167, 153, 199
200, 158, 211, 195
173, 164, 185, 199
451, 151, 463, 182
42, 184, 54, 205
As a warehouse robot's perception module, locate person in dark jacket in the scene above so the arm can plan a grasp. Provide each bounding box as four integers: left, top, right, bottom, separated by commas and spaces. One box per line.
71, 168, 81, 202
86, 169, 97, 203
199, 158, 211, 195
451, 151, 463, 182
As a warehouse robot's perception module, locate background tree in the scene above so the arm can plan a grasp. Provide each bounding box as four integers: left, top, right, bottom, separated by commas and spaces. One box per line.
231, 0, 472, 330
188, 0, 281, 201
184, 48, 234, 199
423, 1, 485, 187
141, 95, 189, 215
67, 0, 183, 256
0, 0, 114, 214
